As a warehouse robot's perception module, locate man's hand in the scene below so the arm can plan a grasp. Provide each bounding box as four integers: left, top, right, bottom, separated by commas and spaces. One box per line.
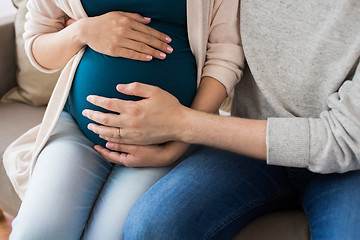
82, 82, 188, 145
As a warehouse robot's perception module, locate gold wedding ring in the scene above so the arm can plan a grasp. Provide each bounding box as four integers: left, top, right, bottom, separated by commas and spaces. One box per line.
116, 128, 122, 138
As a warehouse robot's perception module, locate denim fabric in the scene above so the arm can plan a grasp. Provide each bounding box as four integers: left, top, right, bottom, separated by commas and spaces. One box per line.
10, 112, 174, 240
124, 146, 360, 240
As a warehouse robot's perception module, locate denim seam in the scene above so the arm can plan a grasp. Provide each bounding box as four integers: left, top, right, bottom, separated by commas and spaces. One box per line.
203, 192, 292, 240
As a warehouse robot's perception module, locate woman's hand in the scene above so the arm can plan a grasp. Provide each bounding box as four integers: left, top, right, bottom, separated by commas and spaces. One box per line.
31, 12, 173, 70
82, 82, 188, 145
76, 11, 173, 61
94, 141, 189, 167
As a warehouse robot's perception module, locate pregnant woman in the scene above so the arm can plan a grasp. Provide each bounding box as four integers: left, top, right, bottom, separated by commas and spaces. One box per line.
64, 0, 198, 147
5, 0, 243, 239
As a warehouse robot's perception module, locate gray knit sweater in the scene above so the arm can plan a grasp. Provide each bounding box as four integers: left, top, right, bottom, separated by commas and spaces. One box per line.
232, 0, 360, 173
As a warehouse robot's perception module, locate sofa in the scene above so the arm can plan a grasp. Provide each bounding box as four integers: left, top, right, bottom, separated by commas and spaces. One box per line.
0, 12, 310, 240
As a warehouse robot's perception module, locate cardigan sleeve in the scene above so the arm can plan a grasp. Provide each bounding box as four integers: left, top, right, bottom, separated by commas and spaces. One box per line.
267, 61, 360, 173
23, 0, 67, 73
202, 0, 244, 95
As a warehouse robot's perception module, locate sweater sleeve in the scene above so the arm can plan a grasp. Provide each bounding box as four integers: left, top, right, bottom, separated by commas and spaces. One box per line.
201, 0, 244, 95
267, 60, 360, 173
23, 0, 67, 73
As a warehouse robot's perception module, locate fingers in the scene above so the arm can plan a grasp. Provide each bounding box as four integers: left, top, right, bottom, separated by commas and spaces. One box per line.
87, 11, 173, 60
87, 123, 121, 139
129, 20, 172, 50
94, 145, 136, 166
82, 109, 120, 127
109, 47, 154, 61
118, 12, 151, 24
88, 124, 134, 145
87, 123, 124, 142
117, 12, 171, 43
116, 82, 160, 99
127, 32, 173, 59
94, 145, 125, 164
106, 142, 122, 151
86, 95, 128, 113
115, 36, 168, 60
105, 142, 136, 153
115, 23, 172, 60
115, 12, 173, 58
101, 21, 173, 60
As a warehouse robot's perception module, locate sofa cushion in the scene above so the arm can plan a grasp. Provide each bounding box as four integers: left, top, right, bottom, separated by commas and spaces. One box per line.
0, 103, 45, 154
0, 0, 59, 106
0, 102, 45, 216
0, 14, 17, 98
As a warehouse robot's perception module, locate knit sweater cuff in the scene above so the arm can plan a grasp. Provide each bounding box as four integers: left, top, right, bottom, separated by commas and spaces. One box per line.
266, 117, 310, 168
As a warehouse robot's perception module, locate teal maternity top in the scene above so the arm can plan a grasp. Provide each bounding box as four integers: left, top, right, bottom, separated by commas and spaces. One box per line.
65, 0, 197, 146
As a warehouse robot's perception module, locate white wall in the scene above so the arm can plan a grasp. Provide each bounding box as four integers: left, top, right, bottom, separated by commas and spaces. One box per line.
0, 0, 17, 18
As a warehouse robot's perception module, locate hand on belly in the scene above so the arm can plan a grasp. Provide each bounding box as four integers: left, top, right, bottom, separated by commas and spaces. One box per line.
67, 11, 173, 61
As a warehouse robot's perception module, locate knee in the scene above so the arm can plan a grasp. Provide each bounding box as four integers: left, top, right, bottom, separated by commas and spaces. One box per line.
10, 209, 82, 240
123, 201, 188, 240
123, 206, 167, 240
10, 215, 58, 240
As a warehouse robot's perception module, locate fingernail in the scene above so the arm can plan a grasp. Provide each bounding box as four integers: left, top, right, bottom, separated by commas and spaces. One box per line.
165, 36, 172, 42
94, 145, 102, 151
160, 52, 166, 58
107, 142, 114, 148
87, 123, 93, 130
116, 84, 127, 92
144, 17, 151, 21
82, 110, 88, 116
146, 55, 153, 60
87, 95, 94, 102
167, 46, 173, 53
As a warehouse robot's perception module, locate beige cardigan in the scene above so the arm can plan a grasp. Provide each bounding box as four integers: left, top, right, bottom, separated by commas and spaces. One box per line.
3, 0, 243, 199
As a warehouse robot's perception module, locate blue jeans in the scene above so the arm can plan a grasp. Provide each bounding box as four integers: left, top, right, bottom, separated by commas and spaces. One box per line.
10, 112, 175, 240
124, 146, 360, 240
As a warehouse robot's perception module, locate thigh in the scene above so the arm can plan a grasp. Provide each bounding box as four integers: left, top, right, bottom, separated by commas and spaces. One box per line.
302, 170, 360, 240
10, 112, 112, 240
124, 146, 298, 240
82, 164, 175, 240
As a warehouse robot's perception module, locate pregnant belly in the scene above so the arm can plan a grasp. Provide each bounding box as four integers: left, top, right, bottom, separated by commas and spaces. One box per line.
66, 47, 197, 146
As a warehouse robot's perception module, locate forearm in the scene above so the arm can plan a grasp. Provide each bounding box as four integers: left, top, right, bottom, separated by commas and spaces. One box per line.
166, 76, 228, 160
32, 19, 86, 70
178, 109, 267, 160
190, 76, 227, 113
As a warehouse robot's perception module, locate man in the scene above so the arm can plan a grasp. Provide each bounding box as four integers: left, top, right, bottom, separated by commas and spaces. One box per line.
84, 1, 360, 239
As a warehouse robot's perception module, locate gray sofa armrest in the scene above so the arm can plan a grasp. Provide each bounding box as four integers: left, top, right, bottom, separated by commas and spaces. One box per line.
0, 14, 17, 98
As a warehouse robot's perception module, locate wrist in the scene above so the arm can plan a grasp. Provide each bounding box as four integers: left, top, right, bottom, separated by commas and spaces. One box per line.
176, 107, 198, 144
72, 18, 89, 48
